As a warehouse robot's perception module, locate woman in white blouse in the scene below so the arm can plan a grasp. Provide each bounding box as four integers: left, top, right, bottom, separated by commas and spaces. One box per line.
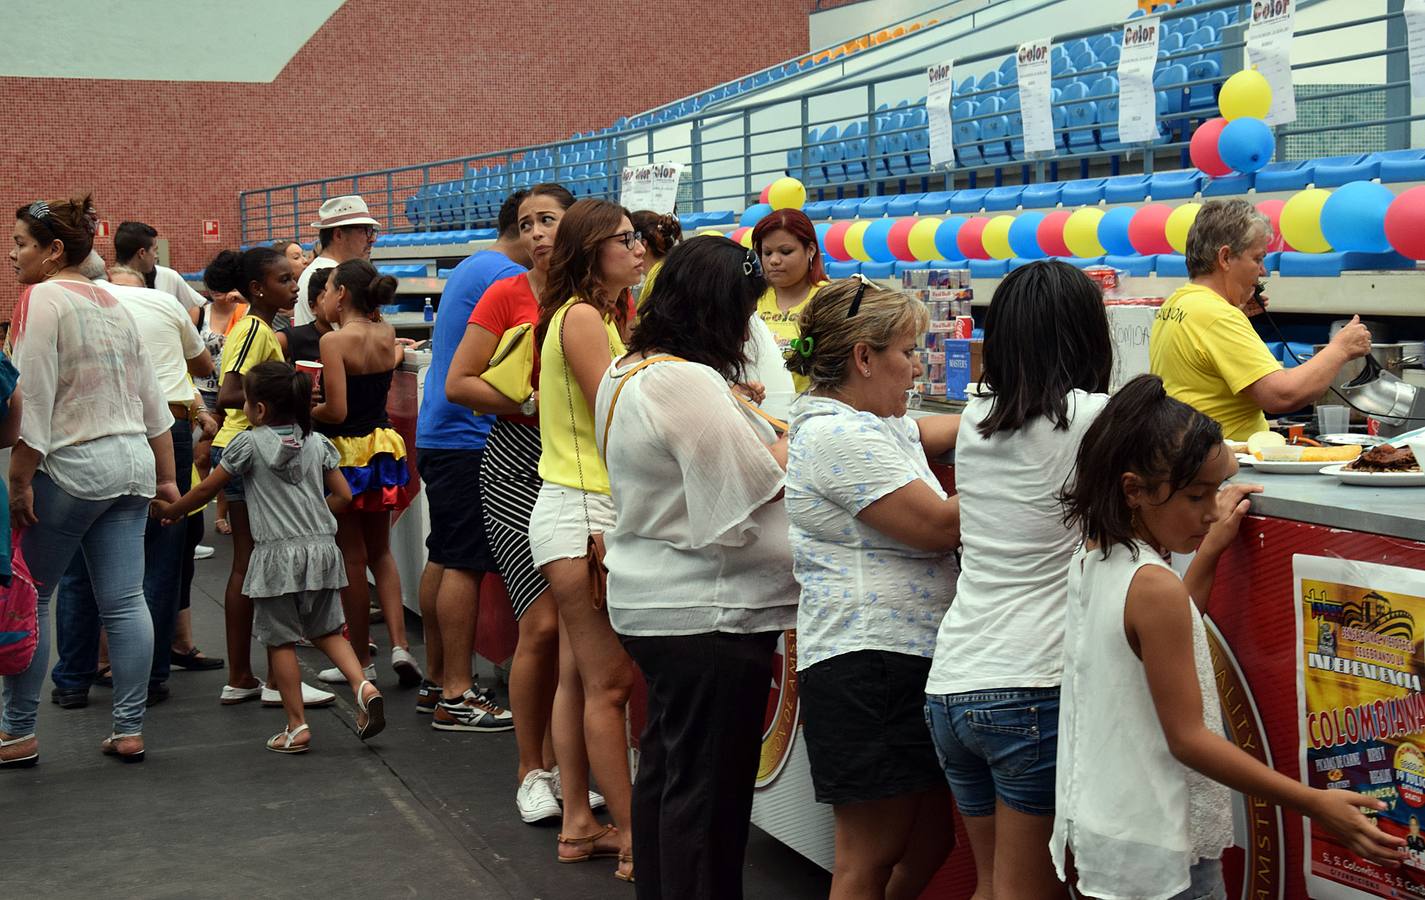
2, 195, 176, 766
784, 276, 960, 899
595, 236, 791, 899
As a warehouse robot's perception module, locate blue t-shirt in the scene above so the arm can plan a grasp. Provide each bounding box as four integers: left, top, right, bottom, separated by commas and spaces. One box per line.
416, 250, 526, 450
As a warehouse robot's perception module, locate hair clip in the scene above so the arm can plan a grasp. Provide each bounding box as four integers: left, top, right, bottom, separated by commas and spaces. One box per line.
787, 336, 815, 358
743, 247, 762, 278
847, 273, 872, 319
27, 200, 51, 221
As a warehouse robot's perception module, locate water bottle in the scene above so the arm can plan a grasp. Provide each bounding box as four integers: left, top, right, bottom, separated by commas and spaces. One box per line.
423, 297, 434, 323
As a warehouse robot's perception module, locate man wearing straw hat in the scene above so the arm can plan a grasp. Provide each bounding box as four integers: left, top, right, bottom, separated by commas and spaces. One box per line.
292, 195, 380, 327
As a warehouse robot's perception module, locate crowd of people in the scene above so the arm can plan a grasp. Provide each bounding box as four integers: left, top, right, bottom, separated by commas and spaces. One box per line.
0, 186, 1408, 900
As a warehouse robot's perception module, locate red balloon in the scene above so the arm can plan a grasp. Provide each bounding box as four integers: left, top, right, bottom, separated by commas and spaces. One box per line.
825, 220, 854, 261
759, 184, 773, 204
1254, 199, 1294, 252
1128, 204, 1175, 255
1190, 118, 1231, 177
1036, 210, 1073, 257
957, 216, 991, 260
1385, 185, 1425, 260
887, 218, 918, 261
729, 226, 750, 245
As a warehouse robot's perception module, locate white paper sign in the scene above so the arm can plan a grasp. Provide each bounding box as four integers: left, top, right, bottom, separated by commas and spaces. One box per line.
1017, 39, 1055, 155
1246, 0, 1297, 125
1405, 0, 1425, 99
619, 162, 684, 214
1117, 16, 1162, 144
926, 61, 955, 170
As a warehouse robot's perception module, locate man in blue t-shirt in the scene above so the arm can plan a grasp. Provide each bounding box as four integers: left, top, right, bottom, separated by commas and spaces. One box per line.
414, 190, 530, 732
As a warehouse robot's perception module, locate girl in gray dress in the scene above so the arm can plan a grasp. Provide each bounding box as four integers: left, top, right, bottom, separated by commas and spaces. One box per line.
155, 361, 385, 753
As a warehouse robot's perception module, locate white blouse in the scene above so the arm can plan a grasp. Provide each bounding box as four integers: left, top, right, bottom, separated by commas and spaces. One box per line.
596, 358, 795, 637
13, 280, 173, 500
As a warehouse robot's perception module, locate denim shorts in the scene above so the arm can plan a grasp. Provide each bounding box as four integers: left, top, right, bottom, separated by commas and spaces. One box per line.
924, 687, 1059, 817
209, 444, 244, 501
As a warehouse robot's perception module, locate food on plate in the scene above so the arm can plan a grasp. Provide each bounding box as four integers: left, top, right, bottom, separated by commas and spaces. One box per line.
1344, 443, 1420, 473
1226, 440, 1249, 455
1254, 444, 1361, 463
1246, 431, 1286, 456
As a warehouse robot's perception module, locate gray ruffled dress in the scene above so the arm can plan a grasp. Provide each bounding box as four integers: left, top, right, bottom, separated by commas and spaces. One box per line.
218, 426, 348, 645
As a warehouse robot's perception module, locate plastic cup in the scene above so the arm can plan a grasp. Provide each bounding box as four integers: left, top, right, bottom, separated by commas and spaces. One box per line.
1316, 404, 1348, 435
295, 361, 323, 393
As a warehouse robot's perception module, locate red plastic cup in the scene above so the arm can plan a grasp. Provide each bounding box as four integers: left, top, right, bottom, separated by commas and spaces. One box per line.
295, 361, 323, 393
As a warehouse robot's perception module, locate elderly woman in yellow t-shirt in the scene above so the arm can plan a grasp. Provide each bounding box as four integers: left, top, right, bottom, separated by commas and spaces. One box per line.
1148, 199, 1371, 440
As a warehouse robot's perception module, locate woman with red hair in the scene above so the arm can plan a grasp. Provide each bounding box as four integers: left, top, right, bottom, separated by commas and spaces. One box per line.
751, 209, 827, 393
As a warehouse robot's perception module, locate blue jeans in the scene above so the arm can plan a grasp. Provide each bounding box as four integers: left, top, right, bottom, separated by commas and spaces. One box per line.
924, 687, 1060, 817
1, 472, 153, 737
52, 421, 191, 690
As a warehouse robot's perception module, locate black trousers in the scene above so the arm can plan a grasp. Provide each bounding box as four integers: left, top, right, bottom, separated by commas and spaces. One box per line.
621, 630, 780, 900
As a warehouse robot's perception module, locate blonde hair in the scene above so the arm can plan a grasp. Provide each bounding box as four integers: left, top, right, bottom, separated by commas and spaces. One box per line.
785, 277, 928, 390
108, 264, 147, 286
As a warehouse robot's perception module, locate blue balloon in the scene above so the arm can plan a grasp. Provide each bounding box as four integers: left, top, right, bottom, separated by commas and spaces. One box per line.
1098, 206, 1137, 256
739, 203, 773, 228
1008, 212, 1047, 259
814, 221, 833, 253
1321, 180, 1395, 253
863, 218, 897, 263
1217, 118, 1275, 174
935, 217, 968, 260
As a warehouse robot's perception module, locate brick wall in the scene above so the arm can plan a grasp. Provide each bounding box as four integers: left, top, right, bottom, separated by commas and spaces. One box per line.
0, 0, 809, 315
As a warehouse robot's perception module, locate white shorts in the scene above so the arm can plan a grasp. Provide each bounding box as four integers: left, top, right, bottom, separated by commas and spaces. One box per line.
528, 482, 616, 570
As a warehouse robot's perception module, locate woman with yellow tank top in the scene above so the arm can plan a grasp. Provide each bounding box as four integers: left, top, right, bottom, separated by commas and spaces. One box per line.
529, 199, 644, 881
751, 209, 828, 393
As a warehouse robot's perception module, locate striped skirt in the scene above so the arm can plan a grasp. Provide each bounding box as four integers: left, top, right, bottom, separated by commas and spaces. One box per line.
479, 419, 549, 620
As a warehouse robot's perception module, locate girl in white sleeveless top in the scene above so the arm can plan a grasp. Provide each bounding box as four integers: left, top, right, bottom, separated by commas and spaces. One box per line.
1055, 376, 1404, 899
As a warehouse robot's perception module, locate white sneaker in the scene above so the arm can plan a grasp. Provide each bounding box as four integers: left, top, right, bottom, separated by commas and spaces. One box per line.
193, 544, 215, 560
516, 769, 562, 824
390, 646, 423, 687
550, 765, 607, 810
261, 681, 336, 707
319, 664, 376, 685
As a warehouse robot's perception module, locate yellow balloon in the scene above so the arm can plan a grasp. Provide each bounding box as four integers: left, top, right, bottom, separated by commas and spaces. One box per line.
982, 215, 1016, 260
908, 217, 942, 261
1164, 203, 1202, 255
1064, 207, 1106, 257
697, 228, 727, 237
768, 177, 807, 211
1280, 189, 1333, 253
738, 228, 754, 249
845, 220, 873, 262
1220, 69, 1273, 121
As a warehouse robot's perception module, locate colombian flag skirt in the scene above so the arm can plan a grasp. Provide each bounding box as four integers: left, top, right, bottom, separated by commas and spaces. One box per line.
329, 428, 413, 513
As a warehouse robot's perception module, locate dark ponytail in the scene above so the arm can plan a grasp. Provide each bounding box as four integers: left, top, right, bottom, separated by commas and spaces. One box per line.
630, 210, 682, 258
15, 193, 98, 265
331, 259, 397, 318
204, 246, 285, 301
243, 361, 313, 436
1058, 374, 1224, 559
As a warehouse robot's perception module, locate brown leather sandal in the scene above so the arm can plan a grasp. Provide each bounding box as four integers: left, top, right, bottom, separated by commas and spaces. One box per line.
615, 853, 635, 883
557, 824, 620, 863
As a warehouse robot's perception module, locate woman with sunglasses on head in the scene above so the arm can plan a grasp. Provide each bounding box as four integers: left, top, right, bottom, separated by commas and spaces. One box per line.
753, 208, 828, 394
530, 198, 644, 881
596, 236, 793, 899
784, 276, 961, 899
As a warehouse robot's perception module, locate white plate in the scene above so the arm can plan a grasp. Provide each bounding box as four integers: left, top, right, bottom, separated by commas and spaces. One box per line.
1248, 458, 1346, 475
1316, 433, 1385, 448
1235, 453, 1254, 467
1321, 463, 1425, 486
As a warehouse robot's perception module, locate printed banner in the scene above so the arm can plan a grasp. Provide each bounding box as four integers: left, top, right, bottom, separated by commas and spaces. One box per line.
1017, 39, 1055, 155
927, 60, 955, 170
1117, 16, 1162, 144
619, 162, 683, 214
1405, 0, 1425, 100
1247, 0, 1297, 125
1296, 555, 1425, 899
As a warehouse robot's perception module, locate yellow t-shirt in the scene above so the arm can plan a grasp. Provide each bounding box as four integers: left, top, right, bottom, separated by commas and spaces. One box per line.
756, 283, 823, 394
212, 315, 284, 448
636, 260, 664, 312
537, 299, 625, 494
1148, 283, 1282, 440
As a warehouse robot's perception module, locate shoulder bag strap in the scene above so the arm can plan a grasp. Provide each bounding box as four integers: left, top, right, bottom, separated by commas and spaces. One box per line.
600, 354, 684, 457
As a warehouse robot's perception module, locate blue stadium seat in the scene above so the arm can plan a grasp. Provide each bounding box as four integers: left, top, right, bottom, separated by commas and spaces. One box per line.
916, 192, 955, 215
984, 186, 1026, 211
1105, 254, 1155, 276
886, 194, 924, 217
1149, 169, 1205, 199
1316, 150, 1425, 187
826, 260, 862, 277
1160, 32, 1184, 54
1257, 155, 1365, 192
950, 189, 990, 213
981, 111, 1012, 165
861, 261, 896, 278
1097, 95, 1125, 151
1154, 255, 1188, 277
1021, 183, 1063, 208
1278, 250, 1414, 276
1062, 83, 1098, 152
831, 198, 862, 219
1378, 149, 1425, 182
858, 196, 893, 217
1104, 175, 1151, 203
953, 100, 981, 167
895, 261, 931, 275
969, 259, 1012, 277
803, 200, 836, 219
1186, 59, 1221, 110
1061, 178, 1107, 205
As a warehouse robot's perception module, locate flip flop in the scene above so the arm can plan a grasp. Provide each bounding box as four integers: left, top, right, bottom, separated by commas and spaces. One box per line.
215, 518, 232, 535
266, 724, 310, 754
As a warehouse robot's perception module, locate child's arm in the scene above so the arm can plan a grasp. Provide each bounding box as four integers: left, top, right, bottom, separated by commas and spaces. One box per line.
154, 465, 231, 526
1129, 566, 1407, 867
916, 414, 961, 458
324, 466, 352, 516
311, 332, 347, 424
1183, 481, 1262, 611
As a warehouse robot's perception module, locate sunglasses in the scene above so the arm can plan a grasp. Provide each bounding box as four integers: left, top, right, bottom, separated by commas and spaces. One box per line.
744, 247, 762, 278
606, 230, 644, 251
847, 273, 873, 318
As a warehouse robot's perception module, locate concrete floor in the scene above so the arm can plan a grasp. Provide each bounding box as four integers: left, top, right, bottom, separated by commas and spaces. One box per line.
3, 516, 831, 899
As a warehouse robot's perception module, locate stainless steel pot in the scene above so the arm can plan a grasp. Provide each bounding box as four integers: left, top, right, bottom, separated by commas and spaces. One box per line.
1312, 343, 1409, 416
1335, 353, 1421, 432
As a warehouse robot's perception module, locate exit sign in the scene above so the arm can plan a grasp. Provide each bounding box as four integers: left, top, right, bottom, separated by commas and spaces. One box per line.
202, 220, 220, 243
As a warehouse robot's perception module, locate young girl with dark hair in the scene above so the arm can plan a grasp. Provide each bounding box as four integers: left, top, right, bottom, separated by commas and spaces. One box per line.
155, 362, 384, 754
629, 209, 681, 305
922, 260, 1113, 898
204, 247, 334, 709
596, 235, 792, 899
311, 259, 420, 687
752, 208, 827, 394
1054, 375, 1403, 898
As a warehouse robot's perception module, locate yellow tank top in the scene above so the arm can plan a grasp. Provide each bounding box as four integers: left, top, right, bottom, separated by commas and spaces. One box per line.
756, 283, 823, 394
537, 298, 625, 493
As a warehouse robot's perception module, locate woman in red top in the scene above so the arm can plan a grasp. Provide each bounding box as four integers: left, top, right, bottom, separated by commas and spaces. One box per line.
447, 185, 613, 845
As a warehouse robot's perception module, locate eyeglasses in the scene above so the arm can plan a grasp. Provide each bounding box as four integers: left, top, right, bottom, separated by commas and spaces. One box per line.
606, 230, 644, 251
743, 247, 762, 278
846, 273, 872, 318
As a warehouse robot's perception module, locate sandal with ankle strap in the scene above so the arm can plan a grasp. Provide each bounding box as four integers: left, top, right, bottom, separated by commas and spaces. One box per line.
266, 724, 310, 754
355, 680, 385, 741
615, 853, 635, 883
557, 824, 620, 863
101, 732, 145, 763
